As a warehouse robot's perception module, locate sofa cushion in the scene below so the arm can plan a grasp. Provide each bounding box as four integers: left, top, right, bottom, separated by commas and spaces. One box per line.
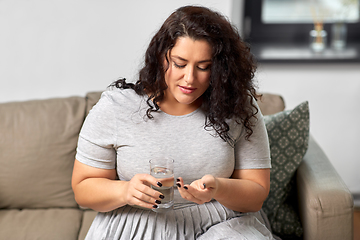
0, 97, 86, 209
262, 101, 309, 239
78, 210, 98, 240
85, 91, 102, 115
258, 93, 286, 115
0, 208, 82, 240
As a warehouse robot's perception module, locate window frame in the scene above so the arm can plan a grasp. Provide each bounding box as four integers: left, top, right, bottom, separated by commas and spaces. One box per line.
243, 0, 360, 44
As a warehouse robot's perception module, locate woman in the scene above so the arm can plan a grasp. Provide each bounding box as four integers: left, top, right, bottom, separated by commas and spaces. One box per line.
72, 5, 275, 240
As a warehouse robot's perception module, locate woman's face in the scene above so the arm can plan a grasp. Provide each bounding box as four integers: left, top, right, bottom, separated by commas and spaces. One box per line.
162, 36, 212, 115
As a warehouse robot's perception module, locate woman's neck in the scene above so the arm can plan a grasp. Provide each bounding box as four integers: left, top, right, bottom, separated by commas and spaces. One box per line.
158, 97, 203, 116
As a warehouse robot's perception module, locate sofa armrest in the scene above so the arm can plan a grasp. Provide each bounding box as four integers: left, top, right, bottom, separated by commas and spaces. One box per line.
296, 135, 353, 240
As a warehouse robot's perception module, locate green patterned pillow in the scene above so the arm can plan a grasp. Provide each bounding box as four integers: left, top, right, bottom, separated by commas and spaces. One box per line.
262, 101, 310, 239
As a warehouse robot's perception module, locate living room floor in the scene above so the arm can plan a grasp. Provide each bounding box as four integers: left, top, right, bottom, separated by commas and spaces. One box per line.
355, 208, 360, 240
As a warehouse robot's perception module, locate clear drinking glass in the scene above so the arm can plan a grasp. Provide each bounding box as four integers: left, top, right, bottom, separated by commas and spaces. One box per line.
149, 157, 174, 212
331, 22, 347, 50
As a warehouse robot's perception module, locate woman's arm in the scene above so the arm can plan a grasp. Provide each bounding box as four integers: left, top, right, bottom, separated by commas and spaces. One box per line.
71, 160, 164, 212
177, 168, 270, 213
215, 169, 270, 212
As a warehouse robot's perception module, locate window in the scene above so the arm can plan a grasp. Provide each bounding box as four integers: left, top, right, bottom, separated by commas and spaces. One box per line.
243, 0, 360, 62
244, 0, 360, 44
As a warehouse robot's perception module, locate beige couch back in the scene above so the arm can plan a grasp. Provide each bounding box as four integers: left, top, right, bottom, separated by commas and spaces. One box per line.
0, 97, 86, 209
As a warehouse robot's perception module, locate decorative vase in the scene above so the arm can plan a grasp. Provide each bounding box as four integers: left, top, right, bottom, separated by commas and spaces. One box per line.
309, 29, 327, 52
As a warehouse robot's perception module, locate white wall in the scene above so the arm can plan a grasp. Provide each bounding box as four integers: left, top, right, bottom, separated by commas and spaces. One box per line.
0, 0, 232, 102
1, 0, 359, 194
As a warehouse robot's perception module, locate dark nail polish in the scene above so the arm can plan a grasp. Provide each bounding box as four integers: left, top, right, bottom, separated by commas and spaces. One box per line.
153, 205, 158, 209
157, 182, 162, 187
155, 200, 161, 204
159, 194, 165, 199
176, 178, 180, 182
184, 186, 188, 190
176, 183, 181, 188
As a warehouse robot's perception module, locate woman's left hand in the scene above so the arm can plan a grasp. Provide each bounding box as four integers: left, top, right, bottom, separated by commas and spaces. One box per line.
177, 175, 219, 204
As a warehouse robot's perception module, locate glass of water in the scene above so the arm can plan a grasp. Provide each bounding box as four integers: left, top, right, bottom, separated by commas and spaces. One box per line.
149, 157, 174, 212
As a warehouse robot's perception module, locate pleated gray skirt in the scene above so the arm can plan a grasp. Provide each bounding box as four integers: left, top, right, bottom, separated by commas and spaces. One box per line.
85, 200, 275, 240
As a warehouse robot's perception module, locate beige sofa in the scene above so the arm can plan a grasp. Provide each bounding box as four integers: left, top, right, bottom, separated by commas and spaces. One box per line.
0, 92, 353, 240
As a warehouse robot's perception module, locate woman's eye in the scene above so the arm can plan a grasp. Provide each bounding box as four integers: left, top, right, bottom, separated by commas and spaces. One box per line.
173, 62, 186, 69
198, 65, 211, 71
173, 61, 210, 71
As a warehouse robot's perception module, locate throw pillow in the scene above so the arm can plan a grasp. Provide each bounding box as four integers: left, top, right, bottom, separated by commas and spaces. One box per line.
262, 101, 310, 239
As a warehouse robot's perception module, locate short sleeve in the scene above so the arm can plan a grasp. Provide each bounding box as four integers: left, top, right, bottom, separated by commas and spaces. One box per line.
234, 102, 271, 169
75, 91, 117, 169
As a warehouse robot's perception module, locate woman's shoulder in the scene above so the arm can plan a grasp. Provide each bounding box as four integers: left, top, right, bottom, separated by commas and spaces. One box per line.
101, 87, 144, 106
89, 87, 146, 116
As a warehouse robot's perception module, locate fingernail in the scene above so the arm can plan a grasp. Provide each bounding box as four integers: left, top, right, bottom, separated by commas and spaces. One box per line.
184, 186, 188, 190
159, 194, 165, 199
153, 205, 158, 209
155, 200, 161, 204
157, 182, 162, 187
176, 183, 181, 188
176, 178, 180, 182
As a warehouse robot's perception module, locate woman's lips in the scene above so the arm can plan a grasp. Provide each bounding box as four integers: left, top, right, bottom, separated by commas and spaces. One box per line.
179, 86, 196, 94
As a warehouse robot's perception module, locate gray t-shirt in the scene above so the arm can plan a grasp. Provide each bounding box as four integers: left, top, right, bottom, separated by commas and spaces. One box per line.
76, 88, 271, 205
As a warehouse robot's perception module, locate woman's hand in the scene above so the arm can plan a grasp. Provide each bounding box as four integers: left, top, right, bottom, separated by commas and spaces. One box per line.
72, 160, 166, 212
177, 175, 219, 204
176, 169, 270, 212
176, 169, 270, 213
122, 173, 165, 209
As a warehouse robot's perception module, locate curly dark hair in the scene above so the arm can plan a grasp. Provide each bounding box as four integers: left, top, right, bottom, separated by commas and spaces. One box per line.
112, 5, 259, 144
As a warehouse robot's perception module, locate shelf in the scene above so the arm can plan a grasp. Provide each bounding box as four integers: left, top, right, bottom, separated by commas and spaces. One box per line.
250, 42, 360, 63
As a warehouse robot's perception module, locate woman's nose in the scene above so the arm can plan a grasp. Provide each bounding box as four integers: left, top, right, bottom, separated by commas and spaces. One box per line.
184, 66, 195, 84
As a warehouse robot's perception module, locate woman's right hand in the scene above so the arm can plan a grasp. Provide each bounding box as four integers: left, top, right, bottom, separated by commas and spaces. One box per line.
122, 173, 165, 209
72, 160, 164, 212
